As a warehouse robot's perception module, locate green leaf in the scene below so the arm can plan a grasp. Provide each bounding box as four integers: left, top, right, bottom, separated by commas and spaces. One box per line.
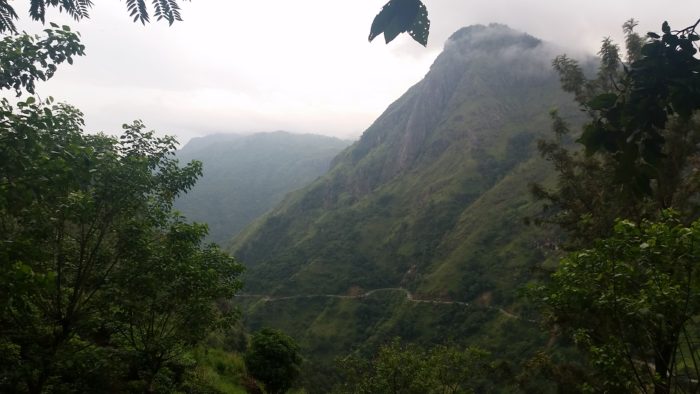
647, 32, 660, 39
587, 93, 618, 110
640, 41, 662, 57
383, 15, 403, 44
577, 123, 606, 155
407, 1, 429, 47
661, 21, 670, 34
369, 0, 429, 46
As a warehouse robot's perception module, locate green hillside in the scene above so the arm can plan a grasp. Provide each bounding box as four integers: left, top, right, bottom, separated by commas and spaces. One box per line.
175, 132, 351, 244
228, 24, 584, 389
233, 24, 576, 298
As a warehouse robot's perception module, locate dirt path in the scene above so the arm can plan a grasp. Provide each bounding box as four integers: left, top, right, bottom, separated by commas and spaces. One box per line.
236, 288, 532, 322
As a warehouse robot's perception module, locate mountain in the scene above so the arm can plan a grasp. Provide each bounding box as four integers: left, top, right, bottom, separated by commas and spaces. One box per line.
230, 24, 581, 389
175, 132, 351, 244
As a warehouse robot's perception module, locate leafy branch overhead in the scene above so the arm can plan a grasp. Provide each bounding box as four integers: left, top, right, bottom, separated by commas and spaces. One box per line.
1, 0, 432, 46
0, 24, 85, 96
0, 0, 191, 34
577, 20, 700, 194
369, 0, 430, 46
127, 0, 187, 25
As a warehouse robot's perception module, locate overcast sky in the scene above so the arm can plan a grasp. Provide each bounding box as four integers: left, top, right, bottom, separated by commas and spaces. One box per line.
11, 1, 699, 145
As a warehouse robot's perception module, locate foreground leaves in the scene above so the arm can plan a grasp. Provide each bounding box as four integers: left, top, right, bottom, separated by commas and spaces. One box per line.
0, 25, 85, 96
533, 212, 700, 392
369, 0, 430, 46
576, 20, 700, 195
0, 0, 191, 33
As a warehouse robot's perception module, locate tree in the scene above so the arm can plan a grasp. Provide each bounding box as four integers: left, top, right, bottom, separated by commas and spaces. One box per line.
0, 0, 191, 33
335, 339, 430, 394
0, 96, 244, 393
244, 328, 302, 394
531, 19, 700, 394
334, 339, 494, 394
577, 19, 700, 195
531, 19, 700, 247
534, 213, 700, 393
0, 4, 247, 393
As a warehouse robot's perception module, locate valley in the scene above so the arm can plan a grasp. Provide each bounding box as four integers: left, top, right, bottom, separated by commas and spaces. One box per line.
2, 3, 698, 391
220, 26, 575, 388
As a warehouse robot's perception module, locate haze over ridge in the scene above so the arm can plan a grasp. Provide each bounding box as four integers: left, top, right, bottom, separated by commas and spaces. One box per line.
5, 1, 694, 144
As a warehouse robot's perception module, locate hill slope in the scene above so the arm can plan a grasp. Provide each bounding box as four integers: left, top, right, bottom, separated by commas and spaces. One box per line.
233, 24, 573, 298
231, 24, 580, 389
175, 132, 351, 244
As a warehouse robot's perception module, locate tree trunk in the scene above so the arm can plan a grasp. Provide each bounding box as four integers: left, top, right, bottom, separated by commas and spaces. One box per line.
654, 345, 673, 394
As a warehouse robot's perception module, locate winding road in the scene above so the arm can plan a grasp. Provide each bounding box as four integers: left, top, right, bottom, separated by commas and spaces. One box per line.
236, 287, 534, 322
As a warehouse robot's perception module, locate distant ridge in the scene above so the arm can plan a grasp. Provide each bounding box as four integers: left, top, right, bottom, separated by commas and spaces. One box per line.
175, 131, 351, 244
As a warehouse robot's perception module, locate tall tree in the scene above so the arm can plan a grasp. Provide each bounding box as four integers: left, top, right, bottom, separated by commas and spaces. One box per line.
0, 3, 247, 392
532, 19, 700, 247
0, 27, 243, 391
0, 96, 244, 392
532, 19, 700, 394
244, 328, 302, 394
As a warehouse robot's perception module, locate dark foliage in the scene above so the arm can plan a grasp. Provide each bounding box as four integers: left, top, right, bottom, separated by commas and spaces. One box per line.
0, 0, 190, 33
369, 0, 429, 46
0, 25, 84, 96
245, 328, 302, 394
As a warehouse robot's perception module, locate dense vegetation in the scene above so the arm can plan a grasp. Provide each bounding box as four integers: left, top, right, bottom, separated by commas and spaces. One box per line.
244, 328, 302, 394
2, 1, 700, 393
0, 28, 244, 393
334, 339, 495, 393
530, 19, 700, 393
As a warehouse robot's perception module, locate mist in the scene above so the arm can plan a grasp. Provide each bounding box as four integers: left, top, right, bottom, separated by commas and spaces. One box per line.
7, 0, 697, 145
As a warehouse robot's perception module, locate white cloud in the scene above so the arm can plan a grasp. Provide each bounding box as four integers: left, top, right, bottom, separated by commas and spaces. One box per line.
8, 1, 698, 145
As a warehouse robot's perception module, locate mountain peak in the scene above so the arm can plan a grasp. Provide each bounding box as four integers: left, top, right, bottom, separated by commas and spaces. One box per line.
446, 23, 541, 52
337, 25, 552, 189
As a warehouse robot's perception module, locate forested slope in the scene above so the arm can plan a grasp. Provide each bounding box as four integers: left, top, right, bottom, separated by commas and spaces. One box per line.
175, 132, 350, 244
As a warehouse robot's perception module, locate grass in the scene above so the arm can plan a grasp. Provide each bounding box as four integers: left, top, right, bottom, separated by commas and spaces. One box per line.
191, 347, 248, 394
